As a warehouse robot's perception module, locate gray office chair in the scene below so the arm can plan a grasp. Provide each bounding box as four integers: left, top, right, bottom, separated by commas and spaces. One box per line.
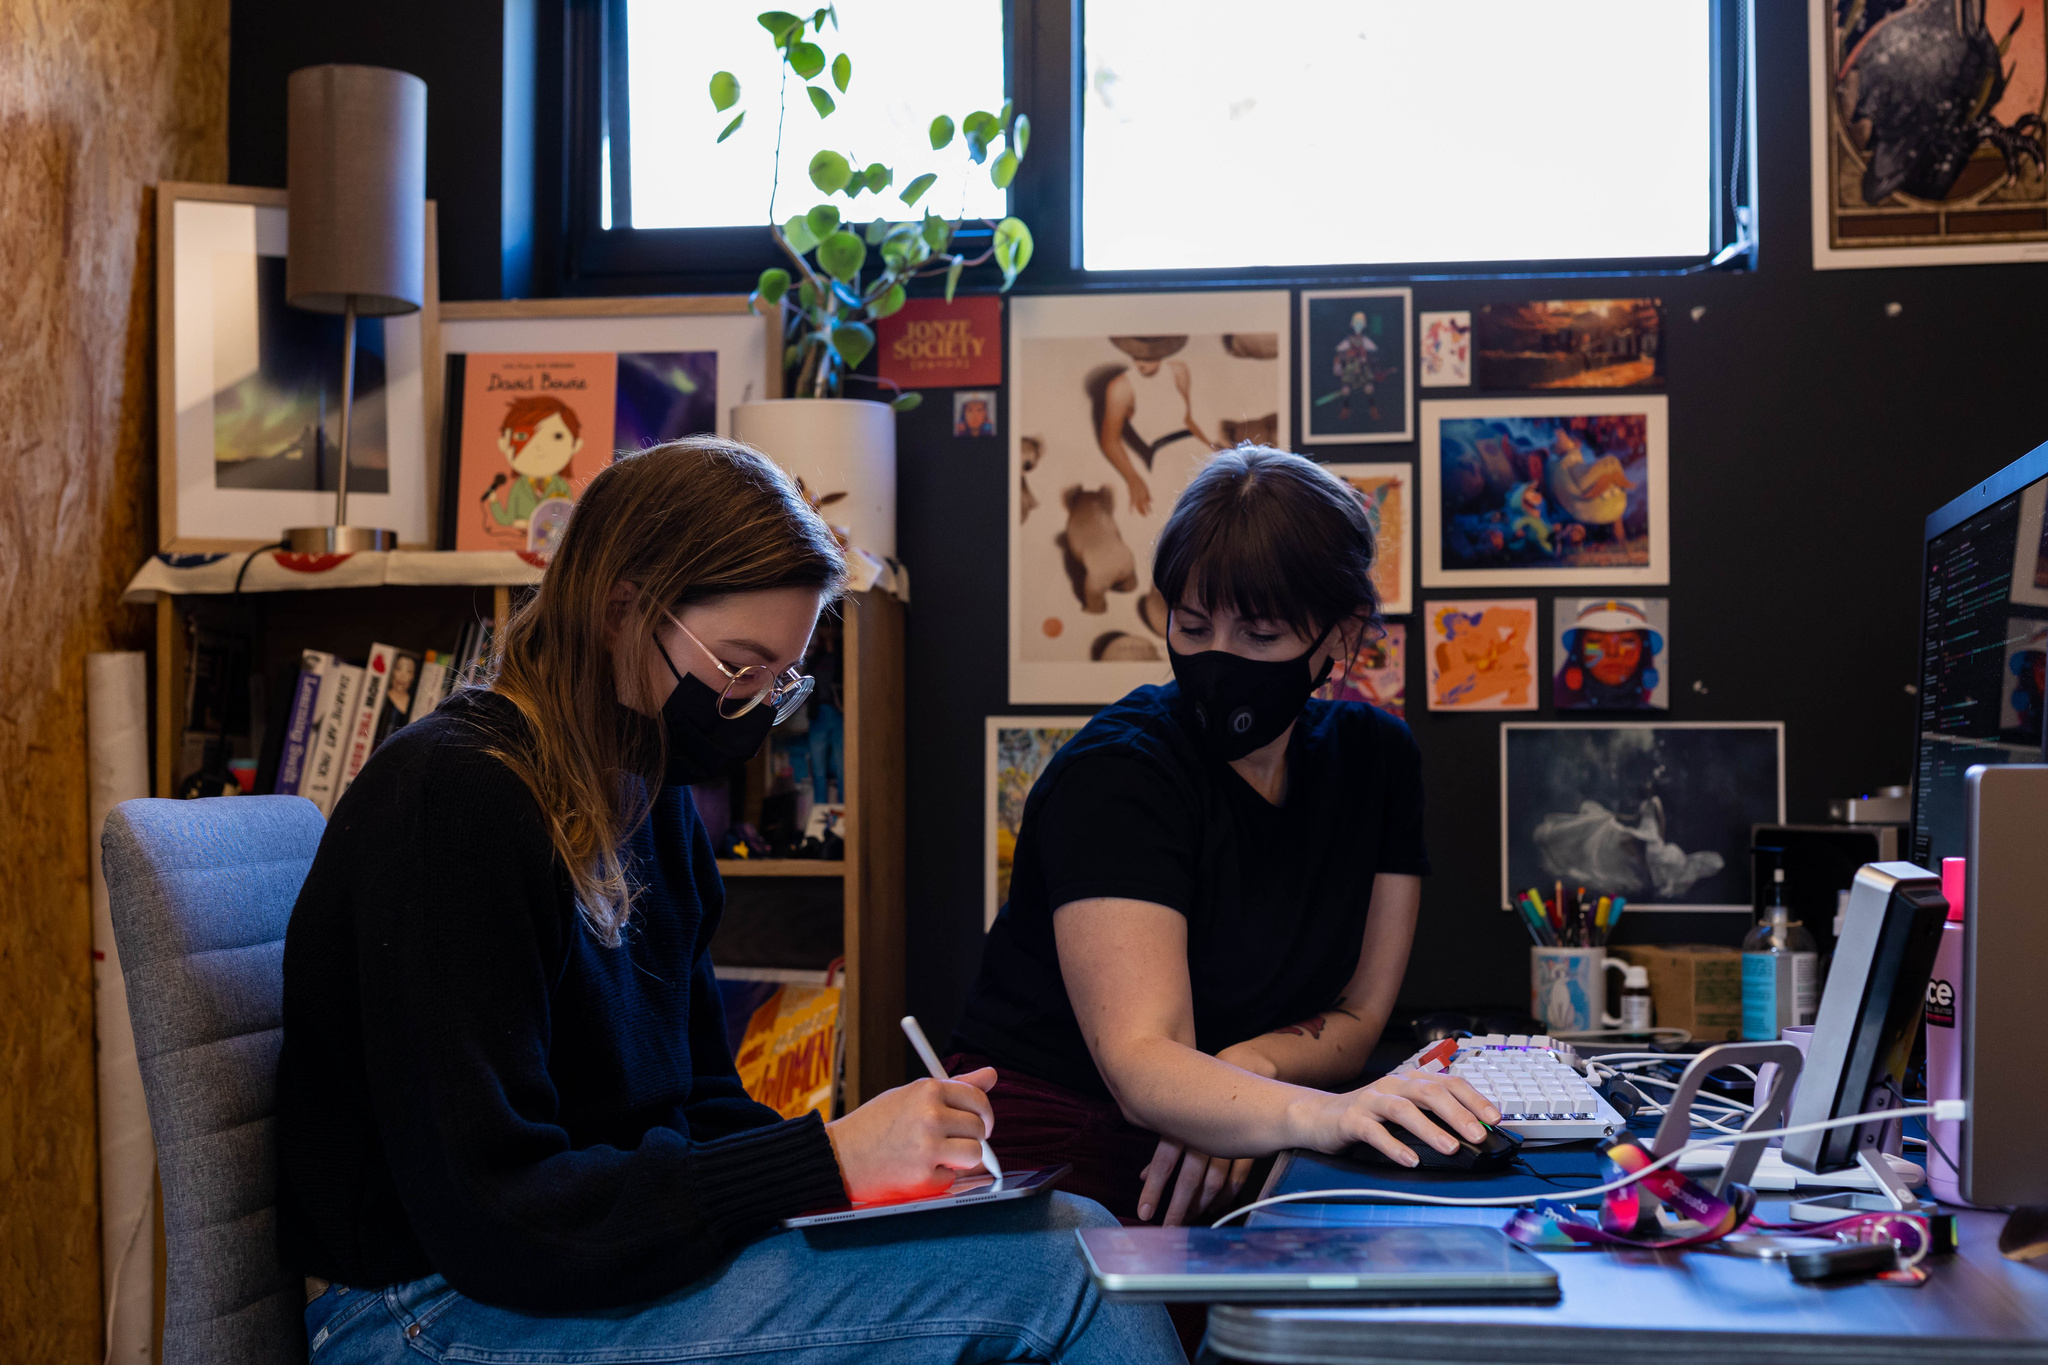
102, 795, 326, 1365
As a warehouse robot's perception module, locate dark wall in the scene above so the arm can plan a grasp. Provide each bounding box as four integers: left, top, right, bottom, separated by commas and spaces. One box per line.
230, 3, 2048, 1040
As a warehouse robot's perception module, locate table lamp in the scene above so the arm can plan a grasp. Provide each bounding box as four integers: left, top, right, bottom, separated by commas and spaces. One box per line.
282, 64, 426, 553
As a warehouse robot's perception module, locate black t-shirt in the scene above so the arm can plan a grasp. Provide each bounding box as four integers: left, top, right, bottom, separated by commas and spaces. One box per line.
953, 682, 1429, 1099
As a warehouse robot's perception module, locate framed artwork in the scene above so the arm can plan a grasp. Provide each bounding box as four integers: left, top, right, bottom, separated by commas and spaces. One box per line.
1317, 622, 1405, 719
1420, 395, 1669, 589
986, 715, 1093, 928
438, 297, 777, 552
156, 182, 438, 551
1418, 310, 1472, 388
1424, 599, 1538, 712
1501, 723, 1786, 912
1300, 288, 1411, 443
1553, 597, 1670, 711
1473, 300, 1663, 391
1810, 0, 2048, 270
1322, 462, 1412, 615
1009, 291, 1290, 703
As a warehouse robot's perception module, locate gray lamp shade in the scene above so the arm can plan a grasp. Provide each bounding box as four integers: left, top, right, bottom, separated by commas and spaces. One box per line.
286, 64, 426, 317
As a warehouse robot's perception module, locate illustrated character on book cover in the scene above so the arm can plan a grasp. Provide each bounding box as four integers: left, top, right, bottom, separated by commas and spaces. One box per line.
485, 394, 584, 535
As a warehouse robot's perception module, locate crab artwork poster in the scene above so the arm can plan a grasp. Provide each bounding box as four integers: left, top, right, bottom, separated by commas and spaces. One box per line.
1811, 0, 2048, 268
1501, 724, 1785, 912
1009, 292, 1291, 702
1420, 395, 1669, 589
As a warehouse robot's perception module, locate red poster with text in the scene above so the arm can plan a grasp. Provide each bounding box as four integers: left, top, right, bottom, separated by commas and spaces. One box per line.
876, 296, 1002, 389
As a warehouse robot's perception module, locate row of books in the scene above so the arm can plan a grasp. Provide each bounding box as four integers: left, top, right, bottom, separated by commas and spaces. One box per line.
276, 618, 495, 815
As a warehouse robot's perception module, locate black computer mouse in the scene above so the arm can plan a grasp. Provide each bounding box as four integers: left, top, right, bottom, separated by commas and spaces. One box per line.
1410, 1012, 1476, 1045
1341, 1110, 1523, 1173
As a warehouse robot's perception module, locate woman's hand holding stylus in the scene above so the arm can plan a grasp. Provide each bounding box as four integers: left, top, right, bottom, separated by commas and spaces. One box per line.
825, 1069, 998, 1202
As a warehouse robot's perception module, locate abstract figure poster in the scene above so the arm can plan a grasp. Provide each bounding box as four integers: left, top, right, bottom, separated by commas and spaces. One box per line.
1323, 462, 1412, 616
1473, 300, 1663, 391
987, 716, 1092, 927
1317, 623, 1405, 718
1300, 289, 1411, 442
1419, 310, 1472, 388
1420, 395, 1669, 588
1424, 599, 1538, 712
1553, 598, 1670, 711
1009, 292, 1290, 702
1501, 723, 1785, 912
1810, 0, 2048, 269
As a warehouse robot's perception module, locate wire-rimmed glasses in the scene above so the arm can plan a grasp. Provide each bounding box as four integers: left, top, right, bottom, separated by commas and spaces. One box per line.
664, 615, 815, 723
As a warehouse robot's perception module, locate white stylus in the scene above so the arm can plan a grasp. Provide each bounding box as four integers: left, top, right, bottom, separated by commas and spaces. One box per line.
900, 1015, 1004, 1181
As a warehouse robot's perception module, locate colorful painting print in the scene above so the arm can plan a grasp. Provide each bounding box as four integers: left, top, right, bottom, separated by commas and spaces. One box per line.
1419, 310, 1472, 388
1554, 598, 1670, 711
955, 389, 998, 437
451, 354, 617, 553
1301, 289, 1411, 443
1811, 0, 2048, 269
1425, 599, 1538, 712
1010, 292, 1291, 702
1324, 462, 1411, 615
2000, 618, 2048, 742
986, 716, 1092, 927
1474, 300, 1663, 391
1318, 623, 1406, 718
1420, 395, 1669, 589
1502, 723, 1785, 911
614, 351, 718, 453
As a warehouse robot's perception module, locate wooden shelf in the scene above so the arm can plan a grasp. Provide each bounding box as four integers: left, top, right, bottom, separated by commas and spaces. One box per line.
715, 859, 846, 878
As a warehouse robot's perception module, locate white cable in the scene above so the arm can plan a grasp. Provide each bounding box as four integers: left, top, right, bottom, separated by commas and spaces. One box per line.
103, 1172, 154, 1365
1212, 1103, 1947, 1226
1550, 1027, 1693, 1044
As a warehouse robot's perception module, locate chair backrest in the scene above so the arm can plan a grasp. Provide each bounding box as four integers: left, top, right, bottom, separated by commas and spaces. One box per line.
102, 795, 326, 1365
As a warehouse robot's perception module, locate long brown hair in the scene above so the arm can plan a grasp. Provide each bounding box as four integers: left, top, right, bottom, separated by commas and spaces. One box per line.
476, 436, 847, 944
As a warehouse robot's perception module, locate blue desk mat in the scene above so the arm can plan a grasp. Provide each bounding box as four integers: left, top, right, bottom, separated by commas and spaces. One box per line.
1264, 1139, 1617, 1211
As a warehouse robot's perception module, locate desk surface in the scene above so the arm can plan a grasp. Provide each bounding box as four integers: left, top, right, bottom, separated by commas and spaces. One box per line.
1209, 1153, 2048, 1364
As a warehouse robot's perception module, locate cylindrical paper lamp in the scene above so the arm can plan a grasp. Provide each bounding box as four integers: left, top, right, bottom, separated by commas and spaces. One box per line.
284, 64, 427, 553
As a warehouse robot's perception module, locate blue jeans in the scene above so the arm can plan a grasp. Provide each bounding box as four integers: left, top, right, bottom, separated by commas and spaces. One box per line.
305, 1192, 1180, 1363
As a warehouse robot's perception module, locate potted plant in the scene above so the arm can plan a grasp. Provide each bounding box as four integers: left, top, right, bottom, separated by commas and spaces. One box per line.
712, 6, 1032, 564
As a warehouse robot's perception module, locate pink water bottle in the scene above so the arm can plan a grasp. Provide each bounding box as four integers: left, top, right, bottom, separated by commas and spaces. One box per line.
1926, 857, 1968, 1204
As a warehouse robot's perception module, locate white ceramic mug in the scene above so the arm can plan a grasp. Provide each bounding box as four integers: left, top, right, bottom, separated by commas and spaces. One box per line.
1531, 947, 1628, 1034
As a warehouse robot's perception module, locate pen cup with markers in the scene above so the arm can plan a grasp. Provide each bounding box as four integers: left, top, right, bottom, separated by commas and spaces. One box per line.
1531, 947, 1628, 1035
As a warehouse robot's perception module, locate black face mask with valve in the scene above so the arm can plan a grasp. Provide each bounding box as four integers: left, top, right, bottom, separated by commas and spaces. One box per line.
656, 641, 776, 788
1168, 625, 1334, 763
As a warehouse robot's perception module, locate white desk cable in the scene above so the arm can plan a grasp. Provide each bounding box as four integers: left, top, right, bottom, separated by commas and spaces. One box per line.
103, 1167, 155, 1365
1211, 1100, 1968, 1227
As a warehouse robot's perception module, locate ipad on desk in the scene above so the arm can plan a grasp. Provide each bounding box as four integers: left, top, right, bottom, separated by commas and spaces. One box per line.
1076, 1224, 1560, 1304
781, 1164, 1069, 1228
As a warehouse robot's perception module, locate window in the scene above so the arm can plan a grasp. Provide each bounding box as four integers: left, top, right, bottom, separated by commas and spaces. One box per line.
1082, 1, 1718, 271
619, 0, 1007, 231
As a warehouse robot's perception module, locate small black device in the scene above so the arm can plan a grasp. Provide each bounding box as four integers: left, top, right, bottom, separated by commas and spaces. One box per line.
1344, 1112, 1522, 1172
1786, 1241, 1898, 1282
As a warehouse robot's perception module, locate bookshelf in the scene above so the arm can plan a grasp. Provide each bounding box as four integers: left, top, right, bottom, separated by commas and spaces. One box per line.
135, 558, 906, 1106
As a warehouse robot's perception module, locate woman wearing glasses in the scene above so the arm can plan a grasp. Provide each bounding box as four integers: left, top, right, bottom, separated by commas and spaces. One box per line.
952, 446, 1497, 1231
276, 438, 1176, 1364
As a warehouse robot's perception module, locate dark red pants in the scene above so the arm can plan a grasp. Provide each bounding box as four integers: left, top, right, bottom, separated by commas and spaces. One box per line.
946, 1054, 1160, 1223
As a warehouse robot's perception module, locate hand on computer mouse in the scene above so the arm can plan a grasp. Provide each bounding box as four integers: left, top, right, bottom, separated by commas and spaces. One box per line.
1291, 1071, 1499, 1167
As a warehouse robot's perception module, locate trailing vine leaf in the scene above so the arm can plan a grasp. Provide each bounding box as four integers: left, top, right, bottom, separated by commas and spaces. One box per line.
863, 162, 891, 192
798, 278, 818, 311
710, 71, 741, 112
962, 110, 997, 141
757, 267, 791, 305
991, 150, 1018, 189
789, 41, 826, 78
807, 85, 836, 117
758, 10, 803, 43
993, 216, 1033, 288
921, 213, 952, 252
830, 321, 875, 368
831, 278, 863, 308
964, 129, 988, 164
944, 257, 964, 302
717, 112, 745, 143
832, 52, 851, 92
1012, 113, 1030, 159
864, 218, 889, 245
807, 149, 851, 193
782, 214, 820, 253
891, 392, 922, 412
929, 115, 955, 150
900, 172, 937, 207
816, 229, 867, 282
805, 203, 840, 238
871, 283, 907, 317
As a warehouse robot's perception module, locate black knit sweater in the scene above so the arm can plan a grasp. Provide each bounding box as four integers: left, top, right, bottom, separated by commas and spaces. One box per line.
275, 689, 846, 1310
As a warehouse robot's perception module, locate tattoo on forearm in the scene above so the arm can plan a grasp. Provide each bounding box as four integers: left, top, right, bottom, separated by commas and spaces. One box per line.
1274, 997, 1363, 1041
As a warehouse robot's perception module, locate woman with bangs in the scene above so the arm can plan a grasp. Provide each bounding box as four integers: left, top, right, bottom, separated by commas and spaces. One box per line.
953, 445, 1497, 1229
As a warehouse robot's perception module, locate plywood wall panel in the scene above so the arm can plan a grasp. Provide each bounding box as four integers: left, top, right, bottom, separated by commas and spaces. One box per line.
0, 0, 227, 1359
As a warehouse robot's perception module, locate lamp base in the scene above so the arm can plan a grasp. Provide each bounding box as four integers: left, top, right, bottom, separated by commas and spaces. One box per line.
283, 524, 399, 553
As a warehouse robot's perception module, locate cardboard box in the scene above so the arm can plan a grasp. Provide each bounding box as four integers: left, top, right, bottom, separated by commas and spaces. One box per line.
1611, 944, 1743, 1042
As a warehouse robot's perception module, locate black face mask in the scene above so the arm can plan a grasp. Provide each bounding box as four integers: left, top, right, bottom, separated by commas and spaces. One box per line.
656, 641, 776, 787
1169, 626, 1334, 763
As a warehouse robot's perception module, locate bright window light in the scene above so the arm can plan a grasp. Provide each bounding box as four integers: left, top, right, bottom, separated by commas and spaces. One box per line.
1083, 1, 1714, 271
626, 0, 1008, 230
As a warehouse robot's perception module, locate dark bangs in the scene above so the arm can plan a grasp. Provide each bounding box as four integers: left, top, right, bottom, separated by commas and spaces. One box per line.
1153, 445, 1380, 640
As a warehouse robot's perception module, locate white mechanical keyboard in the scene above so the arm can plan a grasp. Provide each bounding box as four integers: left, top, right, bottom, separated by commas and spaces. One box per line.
1397, 1034, 1624, 1141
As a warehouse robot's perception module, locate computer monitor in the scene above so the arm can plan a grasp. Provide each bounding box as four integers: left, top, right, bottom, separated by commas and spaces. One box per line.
1915, 438, 2048, 866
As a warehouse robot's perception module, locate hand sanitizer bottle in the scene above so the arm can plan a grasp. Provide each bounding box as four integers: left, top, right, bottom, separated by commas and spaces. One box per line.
1743, 867, 1818, 1040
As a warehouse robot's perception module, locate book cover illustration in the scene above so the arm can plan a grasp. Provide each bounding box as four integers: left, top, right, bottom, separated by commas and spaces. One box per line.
733, 972, 844, 1121
454, 354, 616, 553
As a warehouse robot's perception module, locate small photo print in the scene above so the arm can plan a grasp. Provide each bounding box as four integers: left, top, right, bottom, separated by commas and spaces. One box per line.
1554, 598, 1669, 711
1474, 299, 1664, 391
2000, 618, 2048, 744
1318, 623, 1405, 719
1418, 310, 1472, 388
1425, 599, 1538, 712
1323, 462, 1411, 616
1301, 289, 1412, 443
955, 389, 998, 438
987, 716, 1092, 927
